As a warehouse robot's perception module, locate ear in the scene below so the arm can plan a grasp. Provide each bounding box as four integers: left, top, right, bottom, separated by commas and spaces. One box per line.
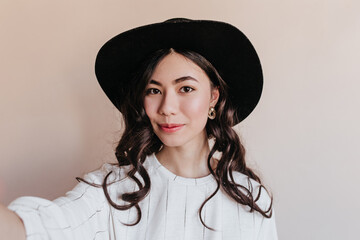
210, 87, 220, 107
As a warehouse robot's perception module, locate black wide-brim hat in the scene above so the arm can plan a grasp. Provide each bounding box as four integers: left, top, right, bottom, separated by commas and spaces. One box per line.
95, 18, 263, 125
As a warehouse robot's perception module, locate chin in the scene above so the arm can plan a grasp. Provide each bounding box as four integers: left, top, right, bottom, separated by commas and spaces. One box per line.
158, 137, 187, 148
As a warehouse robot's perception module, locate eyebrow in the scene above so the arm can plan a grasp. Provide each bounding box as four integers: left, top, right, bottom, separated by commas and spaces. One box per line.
149, 76, 199, 86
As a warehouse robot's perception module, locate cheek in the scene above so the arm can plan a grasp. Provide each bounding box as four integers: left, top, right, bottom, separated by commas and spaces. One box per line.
144, 98, 157, 119
181, 95, 209, 119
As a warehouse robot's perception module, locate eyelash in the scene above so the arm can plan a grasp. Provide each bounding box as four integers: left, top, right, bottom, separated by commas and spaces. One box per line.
146, 88, 160, 95
145, 86, 195, 95
180, 86, 194, 93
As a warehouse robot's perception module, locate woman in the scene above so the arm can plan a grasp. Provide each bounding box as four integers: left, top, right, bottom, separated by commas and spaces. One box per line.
1, 18, 277, 239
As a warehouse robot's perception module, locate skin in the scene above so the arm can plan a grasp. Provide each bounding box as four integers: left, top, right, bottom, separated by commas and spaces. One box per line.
0, 203, 25, 239
144, 52, 219, 178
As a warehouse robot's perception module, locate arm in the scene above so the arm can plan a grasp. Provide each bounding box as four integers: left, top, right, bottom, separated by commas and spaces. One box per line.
0, 202, 26, 240
5, 164, 117, 239
257, 210, 278, 240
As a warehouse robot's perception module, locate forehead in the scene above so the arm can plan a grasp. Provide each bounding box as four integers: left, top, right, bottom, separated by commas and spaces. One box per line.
150, 52, 210, 85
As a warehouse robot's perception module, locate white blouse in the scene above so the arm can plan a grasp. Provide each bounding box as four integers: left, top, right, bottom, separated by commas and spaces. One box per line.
8, 153, 278, 240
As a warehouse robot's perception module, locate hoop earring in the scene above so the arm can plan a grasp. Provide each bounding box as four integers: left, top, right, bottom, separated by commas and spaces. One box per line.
208, 107, 216, 120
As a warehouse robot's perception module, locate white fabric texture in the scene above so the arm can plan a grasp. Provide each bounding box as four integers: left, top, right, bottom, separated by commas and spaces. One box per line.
8, 153, 278, 240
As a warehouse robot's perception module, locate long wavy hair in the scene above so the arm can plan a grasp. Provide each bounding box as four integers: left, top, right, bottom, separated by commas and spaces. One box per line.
79, 48, 272, 229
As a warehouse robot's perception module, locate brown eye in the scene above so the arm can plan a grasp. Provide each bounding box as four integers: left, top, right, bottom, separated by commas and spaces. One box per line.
180, 86, 194, 93
146, 88, 161, 95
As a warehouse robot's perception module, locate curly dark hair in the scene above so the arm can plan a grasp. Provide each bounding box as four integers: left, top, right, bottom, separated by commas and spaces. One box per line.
79, 48, 272, 230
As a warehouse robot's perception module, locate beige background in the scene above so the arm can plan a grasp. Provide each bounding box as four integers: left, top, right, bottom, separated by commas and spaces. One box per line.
1, 0, 359, 239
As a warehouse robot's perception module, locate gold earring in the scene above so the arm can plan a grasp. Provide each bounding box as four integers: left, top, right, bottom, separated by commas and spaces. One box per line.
208, 107, 216, 119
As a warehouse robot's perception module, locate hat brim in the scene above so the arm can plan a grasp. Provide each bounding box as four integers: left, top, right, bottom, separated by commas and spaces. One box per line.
95, 19, 263, 124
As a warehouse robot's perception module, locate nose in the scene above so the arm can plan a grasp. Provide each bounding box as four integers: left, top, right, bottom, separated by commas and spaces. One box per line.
158, 91, 178, 116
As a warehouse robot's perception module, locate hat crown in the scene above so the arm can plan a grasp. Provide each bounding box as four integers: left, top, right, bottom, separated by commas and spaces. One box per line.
163, 18, 192, 23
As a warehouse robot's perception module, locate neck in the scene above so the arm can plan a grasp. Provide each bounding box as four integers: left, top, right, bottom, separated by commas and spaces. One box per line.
156, 133, 216, 178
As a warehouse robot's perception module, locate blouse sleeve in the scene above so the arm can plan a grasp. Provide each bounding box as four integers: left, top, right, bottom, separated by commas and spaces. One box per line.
7, 165, 113, 240
253, 183, 278, 240
257, 210, 278, 240
240, 174, 278, 240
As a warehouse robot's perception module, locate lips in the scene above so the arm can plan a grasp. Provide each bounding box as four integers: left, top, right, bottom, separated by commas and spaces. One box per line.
158, 123, 184, 133
159, 124, 183, 128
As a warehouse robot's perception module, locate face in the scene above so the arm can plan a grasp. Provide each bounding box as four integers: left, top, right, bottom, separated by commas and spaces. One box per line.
143, 52, 219, 148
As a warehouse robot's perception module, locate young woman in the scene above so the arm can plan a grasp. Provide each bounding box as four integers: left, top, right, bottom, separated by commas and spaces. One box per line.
1, 18, 278, 239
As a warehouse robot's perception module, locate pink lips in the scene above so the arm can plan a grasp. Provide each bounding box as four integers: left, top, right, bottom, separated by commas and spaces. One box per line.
158, 123, 184, 133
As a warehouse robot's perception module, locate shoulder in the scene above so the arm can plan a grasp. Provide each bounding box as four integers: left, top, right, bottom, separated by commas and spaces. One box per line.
81, 154, 156, 195
231, 171, 273, 211
82, 162, 133, 185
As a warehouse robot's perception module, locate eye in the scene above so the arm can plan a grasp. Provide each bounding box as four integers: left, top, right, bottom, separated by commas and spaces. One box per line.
180, 86, 194, 93
146, 88, 161, 95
